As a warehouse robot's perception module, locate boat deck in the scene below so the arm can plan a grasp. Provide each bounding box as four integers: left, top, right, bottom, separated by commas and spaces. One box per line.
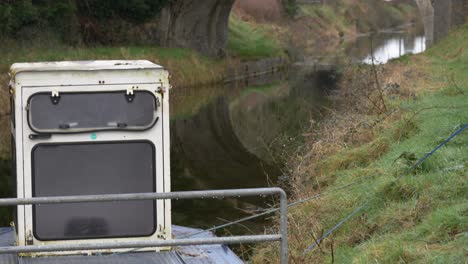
0, 226, 243, 264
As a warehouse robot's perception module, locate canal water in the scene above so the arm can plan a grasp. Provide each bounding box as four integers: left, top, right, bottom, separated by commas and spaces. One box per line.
347, 30, 426, 64
361, 35, 425, 64
170, 69, 334, 234
170, 27, 426, 234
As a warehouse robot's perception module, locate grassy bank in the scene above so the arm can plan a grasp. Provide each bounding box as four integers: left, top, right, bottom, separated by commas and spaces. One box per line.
297, 0, 417, 35
252, 24, 467, 263
227, 14, 284, 60
0, 42, 224, 88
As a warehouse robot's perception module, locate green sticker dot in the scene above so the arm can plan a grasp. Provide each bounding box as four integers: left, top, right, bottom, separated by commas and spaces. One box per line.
90, 133, 97, 140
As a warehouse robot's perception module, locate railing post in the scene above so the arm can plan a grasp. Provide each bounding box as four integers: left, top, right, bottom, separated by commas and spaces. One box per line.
278, 188, 288, 264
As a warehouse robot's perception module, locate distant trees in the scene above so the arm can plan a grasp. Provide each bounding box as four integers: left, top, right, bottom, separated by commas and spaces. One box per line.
0, 0, 168, 44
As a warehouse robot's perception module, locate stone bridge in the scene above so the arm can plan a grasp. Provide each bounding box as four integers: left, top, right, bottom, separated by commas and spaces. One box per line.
415, 0, 467, 45
158, 0, 467, 56
157, 0, 236, 57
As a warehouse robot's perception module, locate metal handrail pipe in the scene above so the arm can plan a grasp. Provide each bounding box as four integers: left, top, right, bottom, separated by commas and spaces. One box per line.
0, 188, 285, 206
0, 235, 281, 254
0, 187, 288, 263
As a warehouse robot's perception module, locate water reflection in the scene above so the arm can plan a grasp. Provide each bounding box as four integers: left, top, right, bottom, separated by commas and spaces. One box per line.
170, 70, 333, 231
360, 34, 426, 64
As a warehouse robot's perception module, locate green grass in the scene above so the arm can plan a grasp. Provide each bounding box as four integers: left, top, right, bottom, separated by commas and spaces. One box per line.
252, 24, 468, 263
389, 54, 412, 65
383, 5, 405, 24
397, 3, 417, 18
227, 15, 283, 60
1, 44, 186, 67
299, 4, 347, 33
318, 25, 467, 263
300, 4, 336, 22
0, 42, 225, 88
239, 82, 281, 98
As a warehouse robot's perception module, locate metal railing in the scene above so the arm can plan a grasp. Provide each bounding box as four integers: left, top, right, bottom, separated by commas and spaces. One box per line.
0, 188, 288, 263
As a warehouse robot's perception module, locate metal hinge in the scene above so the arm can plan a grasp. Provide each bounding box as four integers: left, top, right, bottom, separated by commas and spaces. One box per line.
157, 224, 166, 239
157, 85, 166, 95
26, 231, 33, 245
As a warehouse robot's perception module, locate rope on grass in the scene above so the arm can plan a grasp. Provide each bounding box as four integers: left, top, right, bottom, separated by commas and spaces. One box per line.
302, 123, 468, 255
180, 173, 378, 239
118, 165, 376, 255
119, 173, 380, 254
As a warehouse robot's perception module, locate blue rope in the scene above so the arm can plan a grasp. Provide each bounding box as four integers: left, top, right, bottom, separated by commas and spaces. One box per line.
303, 123, 468, 255
303, 202, 369, 252
399, 123, 468, 180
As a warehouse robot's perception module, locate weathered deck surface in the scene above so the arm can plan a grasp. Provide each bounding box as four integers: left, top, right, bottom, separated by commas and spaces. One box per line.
0, 226, 243, 264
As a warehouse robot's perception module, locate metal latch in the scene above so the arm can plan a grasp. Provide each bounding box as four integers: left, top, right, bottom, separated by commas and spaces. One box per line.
126, 86, 136, 102
126, 86, 135, 96
50, 90, 60, 105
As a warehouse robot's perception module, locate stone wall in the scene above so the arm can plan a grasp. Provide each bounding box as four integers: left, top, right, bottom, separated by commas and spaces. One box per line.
225, 57, 287, 83
414, 0, 434, 45
432, 0, 467, 42
433, 0, 452, 43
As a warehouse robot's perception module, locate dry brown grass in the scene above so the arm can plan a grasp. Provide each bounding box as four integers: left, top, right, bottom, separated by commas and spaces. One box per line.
384, 56, 441, 94
289, 59, 429, 192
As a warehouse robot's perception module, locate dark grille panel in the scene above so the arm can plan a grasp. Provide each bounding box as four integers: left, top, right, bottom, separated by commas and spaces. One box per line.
32, 141, 156, 240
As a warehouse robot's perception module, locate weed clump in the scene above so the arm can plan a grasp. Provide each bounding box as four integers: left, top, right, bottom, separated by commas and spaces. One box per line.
376, 181, 418, 202
414, 205, 466, 243
392, 119, 419, 142
322, 137, 390, 172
